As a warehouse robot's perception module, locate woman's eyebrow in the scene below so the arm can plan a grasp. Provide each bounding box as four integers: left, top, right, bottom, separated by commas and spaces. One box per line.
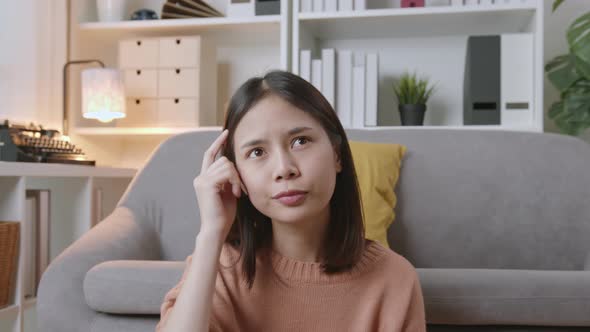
240, 126, 313, 150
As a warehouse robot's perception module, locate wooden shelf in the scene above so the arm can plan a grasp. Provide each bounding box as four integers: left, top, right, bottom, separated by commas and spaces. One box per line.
297, 3, 537, 39
78, 15, 282, 33
72, 126, 223, 136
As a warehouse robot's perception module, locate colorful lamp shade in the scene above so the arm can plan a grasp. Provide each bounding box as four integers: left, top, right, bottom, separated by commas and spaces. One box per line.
81, 68, 126, 123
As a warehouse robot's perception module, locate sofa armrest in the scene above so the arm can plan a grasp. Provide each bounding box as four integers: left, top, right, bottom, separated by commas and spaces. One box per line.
84, 260, 184, 314
37, 206, 161, 332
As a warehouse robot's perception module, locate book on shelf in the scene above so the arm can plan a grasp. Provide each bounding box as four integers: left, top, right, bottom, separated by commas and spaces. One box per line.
311, 59, 323, 92
336, 49, 353, 127
313, 0, 324, 12
352, 59, 366, 129
322, 48, 335, 108
301, 0, 313, 12
162, 0, 224, 19
338, 0, 354, 11
176, 0, 223, 15
354, 0, 366, 10
301, 48, 378, 128
300, 49, 312, 82
365, 53, 378, 127
325, 0, 338, 11
24, 189, 50, 299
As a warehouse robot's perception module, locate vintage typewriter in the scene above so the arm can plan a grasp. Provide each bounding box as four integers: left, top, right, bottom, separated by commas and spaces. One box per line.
0, 120, 95, 166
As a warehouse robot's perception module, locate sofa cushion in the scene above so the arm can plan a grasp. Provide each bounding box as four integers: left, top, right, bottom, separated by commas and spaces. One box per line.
418, 268, 590, 326
84, 260, 184, 314
349, 140, 406, 248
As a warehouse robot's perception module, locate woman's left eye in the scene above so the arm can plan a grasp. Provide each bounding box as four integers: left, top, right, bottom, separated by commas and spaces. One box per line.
293, 136, 310, 147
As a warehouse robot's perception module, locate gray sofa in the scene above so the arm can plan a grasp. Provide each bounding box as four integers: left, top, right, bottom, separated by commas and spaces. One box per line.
37, 128, 590, 332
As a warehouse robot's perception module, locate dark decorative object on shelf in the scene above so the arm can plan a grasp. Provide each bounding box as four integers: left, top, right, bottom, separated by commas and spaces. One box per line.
399, 104, 426, 126
255, 0, 280, 15
401, 0, 424, 7
131, 9, 159, 20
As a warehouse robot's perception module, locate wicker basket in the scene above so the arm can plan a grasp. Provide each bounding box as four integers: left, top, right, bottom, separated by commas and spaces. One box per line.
0, 221, 20, 309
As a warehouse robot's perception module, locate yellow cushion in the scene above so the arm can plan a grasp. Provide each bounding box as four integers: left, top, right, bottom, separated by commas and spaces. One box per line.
349, 140, 407, 248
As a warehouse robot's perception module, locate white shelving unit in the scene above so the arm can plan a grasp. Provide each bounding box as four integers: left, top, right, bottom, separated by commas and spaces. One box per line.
293, 0, 544, 131
0, 162, 135, 332
64, 0, 543, 167
69, 0, 291, 135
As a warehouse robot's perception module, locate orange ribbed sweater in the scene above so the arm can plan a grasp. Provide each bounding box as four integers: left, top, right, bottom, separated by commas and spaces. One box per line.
156, 239, 426, 332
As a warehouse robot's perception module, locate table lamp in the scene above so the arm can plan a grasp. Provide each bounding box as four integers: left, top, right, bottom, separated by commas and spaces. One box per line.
63, 60, 126, 136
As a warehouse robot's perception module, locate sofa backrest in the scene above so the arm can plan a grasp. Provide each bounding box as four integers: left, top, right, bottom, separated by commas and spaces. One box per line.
118, 128, 590, 270
346, 129, 590, 271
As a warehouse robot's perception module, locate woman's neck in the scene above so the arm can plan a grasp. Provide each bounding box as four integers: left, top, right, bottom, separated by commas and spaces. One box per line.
270, 210, 330, 263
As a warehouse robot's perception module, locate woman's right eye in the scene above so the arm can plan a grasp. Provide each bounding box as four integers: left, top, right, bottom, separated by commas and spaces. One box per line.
247, 148, 264, 159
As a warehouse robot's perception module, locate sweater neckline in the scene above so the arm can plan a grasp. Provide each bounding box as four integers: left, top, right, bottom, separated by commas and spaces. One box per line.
266, 240, 387, 283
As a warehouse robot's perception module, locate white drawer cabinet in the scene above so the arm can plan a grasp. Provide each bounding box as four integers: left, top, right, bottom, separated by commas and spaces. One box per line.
116, 99, 158, 127
123, 69, 158, 97
118, 39, 159, 68
158, 68, 199, 98
159, 37, 200, 68
118, 35, 218, 127
158, 99, 198, 126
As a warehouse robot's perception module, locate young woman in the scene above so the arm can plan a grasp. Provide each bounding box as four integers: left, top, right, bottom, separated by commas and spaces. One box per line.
156, 70, 426, 332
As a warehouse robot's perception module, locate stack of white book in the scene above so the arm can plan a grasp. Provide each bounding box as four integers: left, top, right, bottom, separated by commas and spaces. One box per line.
300, 48, 379, 129
299, 0, 365, 13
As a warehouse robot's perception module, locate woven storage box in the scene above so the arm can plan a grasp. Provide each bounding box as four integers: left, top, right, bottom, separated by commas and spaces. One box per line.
0, 221, 20, 309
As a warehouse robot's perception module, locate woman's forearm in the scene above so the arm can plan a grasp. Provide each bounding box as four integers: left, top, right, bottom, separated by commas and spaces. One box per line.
160, 228, 225, 332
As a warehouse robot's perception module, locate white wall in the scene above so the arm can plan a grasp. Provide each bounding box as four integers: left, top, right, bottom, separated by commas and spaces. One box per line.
0, 0, 67, 130
543, 0, 590, 143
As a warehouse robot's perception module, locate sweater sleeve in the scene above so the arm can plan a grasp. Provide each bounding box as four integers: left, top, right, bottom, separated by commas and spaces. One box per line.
155, 254, 194, 332
155, 252, 240, 332
402, 271, 427, 332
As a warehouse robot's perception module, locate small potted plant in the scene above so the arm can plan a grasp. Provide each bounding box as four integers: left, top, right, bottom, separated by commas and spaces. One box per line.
393, 72, 436, 126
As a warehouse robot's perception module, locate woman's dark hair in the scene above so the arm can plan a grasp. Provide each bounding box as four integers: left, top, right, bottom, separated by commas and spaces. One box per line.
220, 69, 365, 289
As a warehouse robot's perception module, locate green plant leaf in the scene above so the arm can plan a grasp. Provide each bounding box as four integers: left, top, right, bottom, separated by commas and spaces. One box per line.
574, 55, 590, 80
545, 54, 582, 92
392, 72, 435, 105
548, 100, 563, 119
564, 86, 590, 119
549, 79, 590, 135
552, 0, 565, 12
567, 11, 590, 79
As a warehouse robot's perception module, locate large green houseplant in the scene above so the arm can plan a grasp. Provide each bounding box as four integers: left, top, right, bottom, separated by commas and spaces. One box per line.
544, 0, 590, 136
392, 72, 436, 126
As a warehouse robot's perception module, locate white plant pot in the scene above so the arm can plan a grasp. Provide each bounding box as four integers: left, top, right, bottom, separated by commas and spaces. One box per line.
96, 0, 126, 22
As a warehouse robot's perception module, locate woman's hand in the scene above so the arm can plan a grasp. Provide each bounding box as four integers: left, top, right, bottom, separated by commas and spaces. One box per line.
193, 129, 246, 238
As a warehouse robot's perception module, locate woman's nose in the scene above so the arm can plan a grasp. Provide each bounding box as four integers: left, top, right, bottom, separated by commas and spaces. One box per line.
273, 152, 299, 181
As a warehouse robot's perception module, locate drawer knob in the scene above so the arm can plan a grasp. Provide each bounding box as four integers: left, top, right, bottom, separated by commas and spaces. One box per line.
176, 39, 181, 45
174, 98, 179, 104
136, 40, 142, 46
175, 69, 180, 74
136, 99, 141, 105
136, 69, 141, 75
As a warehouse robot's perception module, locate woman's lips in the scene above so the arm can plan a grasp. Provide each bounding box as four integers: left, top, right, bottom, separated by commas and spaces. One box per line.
275, 192, 307, 206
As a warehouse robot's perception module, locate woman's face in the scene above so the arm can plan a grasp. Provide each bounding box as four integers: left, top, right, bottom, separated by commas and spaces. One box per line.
232, 94, 342, 226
